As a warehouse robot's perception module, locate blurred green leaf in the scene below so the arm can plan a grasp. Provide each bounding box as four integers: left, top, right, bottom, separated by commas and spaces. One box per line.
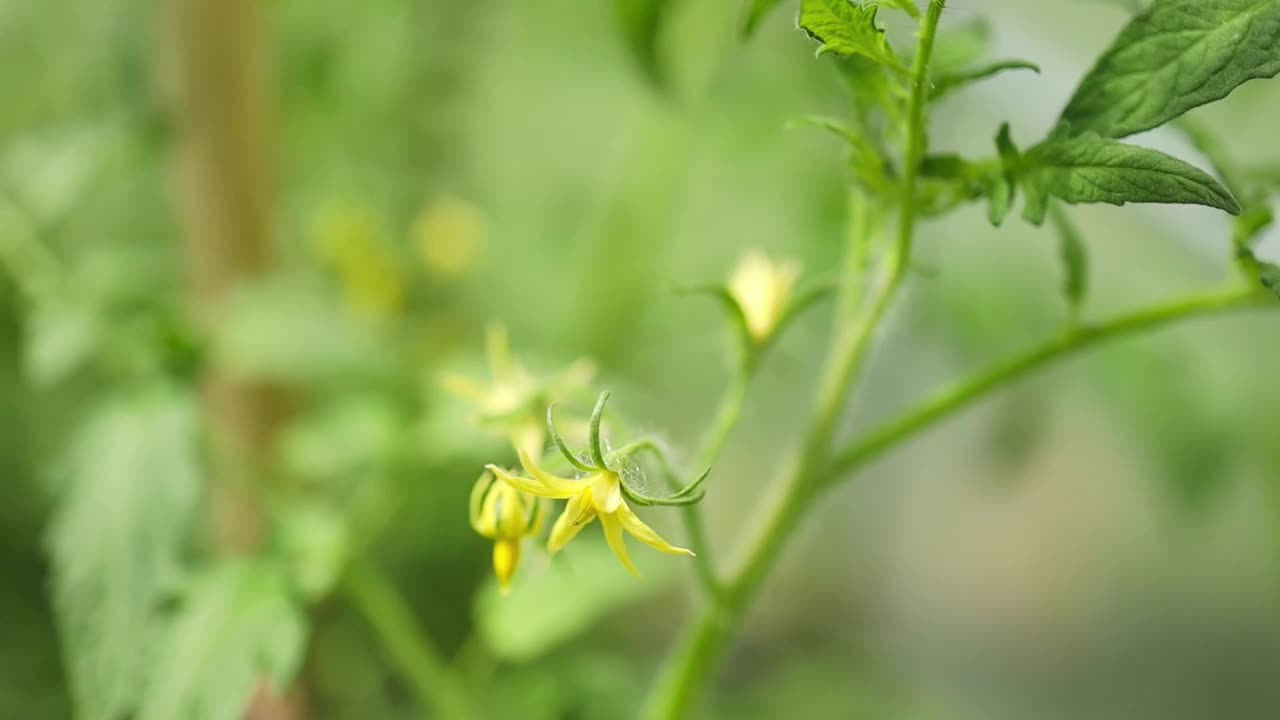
615, 0, 674, 87
742, 0, 785, 38
25, 298, 100, 387
275, 502, 349, 602
799, 0, 901, 70
1232, 201, 1274, 251
1047, 203, 1088, 316
474, 539, 672, 662
1059, 0, 1280, 139
930, 60, 1039, 102
139, 559, 307, 720
1021, 132, 1240, 225
280, 395, 401, 484
877, 0, 921, 20
930, 18, 990, 76
213, 272, 388, 385
48, 389, 199, 720
989, 122, 1020, 226
1260, 260, 1280, 299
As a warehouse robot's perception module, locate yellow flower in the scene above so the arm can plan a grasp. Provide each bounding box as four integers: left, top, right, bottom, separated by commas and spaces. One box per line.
727, 250, 800, 342
488, 450, 693, 576
469, 470, 546, 593
442, 323, 595, 456
483, 392, 706, 577
411, 194, 487, 279
310, 201, 405, 320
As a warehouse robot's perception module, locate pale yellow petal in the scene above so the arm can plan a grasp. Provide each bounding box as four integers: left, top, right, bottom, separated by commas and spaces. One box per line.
487, 464, 580, 500
493, 538, 521, 594
548, 489, 596, 554
509, 421, 544, 459
516, 449, 593, 495
469, 472, 495, 537
591, 471, 622, 515
495, 483, 526, 538
600, 512, 639, 577
441, 373, 489, 404
485, 322, 515, 380
617, 503, 694, 556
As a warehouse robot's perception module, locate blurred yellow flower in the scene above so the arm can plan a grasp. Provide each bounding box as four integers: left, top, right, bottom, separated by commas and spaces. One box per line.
311, 202, 405, 320
442, 323, 594, 456
469, 470, 546, 593
728, 250, 799, 342
412, 195, 487, 279
487, 449, 693, 576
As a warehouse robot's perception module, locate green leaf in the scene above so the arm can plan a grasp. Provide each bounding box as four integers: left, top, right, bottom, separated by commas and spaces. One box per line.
917, 154, 997, 217
474, 540, 672, 661
877, 0, 921, 20
615, 0, 674, 87
139, 559, 306, 720
48, 390, 200, 720
742, 0, 785, 37
1059, 0, 1280, 138
930, 60, 1040, 101
789, 115, 890, 190
989, 123, 1021, 226
798, 0, 902, 70
214, 272, 388, 385
1232, 201, 1274, 250
931, 18, 991, 76
1020, 132, 1241, 225
1261, 264, 1280, 299
1047, 203, 1088, 316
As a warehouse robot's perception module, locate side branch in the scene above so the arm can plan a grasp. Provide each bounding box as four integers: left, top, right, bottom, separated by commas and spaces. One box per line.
823, 287, 1274, 482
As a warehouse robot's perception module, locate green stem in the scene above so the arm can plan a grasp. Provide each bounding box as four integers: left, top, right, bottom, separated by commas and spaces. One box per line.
680, 364, 751, 596
641, 6, 947, 718
824, 286, 1273, 482
344, 561, 473, 720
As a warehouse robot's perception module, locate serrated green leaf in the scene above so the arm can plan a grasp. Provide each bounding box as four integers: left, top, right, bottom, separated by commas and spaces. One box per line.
930, 60, 1040, 101
1059, 0, 1280, 139
1047, 203, 1088, 315
48, 390, 200, 720
743, 0, 785, 37
139, 559, 306, 720
1020, 132, 1241, 225
798, 0, 902, 70
615, 0, 675, 88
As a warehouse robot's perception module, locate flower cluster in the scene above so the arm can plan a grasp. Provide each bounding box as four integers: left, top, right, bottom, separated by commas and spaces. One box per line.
449, 327, 704, 591
456, 251, 807, 592
487, 393, 706, 578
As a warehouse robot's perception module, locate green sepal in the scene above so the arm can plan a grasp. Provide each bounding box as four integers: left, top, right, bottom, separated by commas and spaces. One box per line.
546, 403, 598, 473
588, 391, 612, 470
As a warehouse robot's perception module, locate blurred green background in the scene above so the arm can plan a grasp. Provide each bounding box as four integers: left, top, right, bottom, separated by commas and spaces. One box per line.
3, 0, 1280, 718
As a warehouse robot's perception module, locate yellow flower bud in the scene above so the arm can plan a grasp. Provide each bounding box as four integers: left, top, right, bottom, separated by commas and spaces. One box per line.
728, 250, 800, 342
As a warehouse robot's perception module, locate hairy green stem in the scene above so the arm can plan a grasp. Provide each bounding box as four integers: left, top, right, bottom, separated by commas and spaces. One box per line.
824, 286, 1273, 481
640, 7, 948, 718
344, 561, 473, 720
